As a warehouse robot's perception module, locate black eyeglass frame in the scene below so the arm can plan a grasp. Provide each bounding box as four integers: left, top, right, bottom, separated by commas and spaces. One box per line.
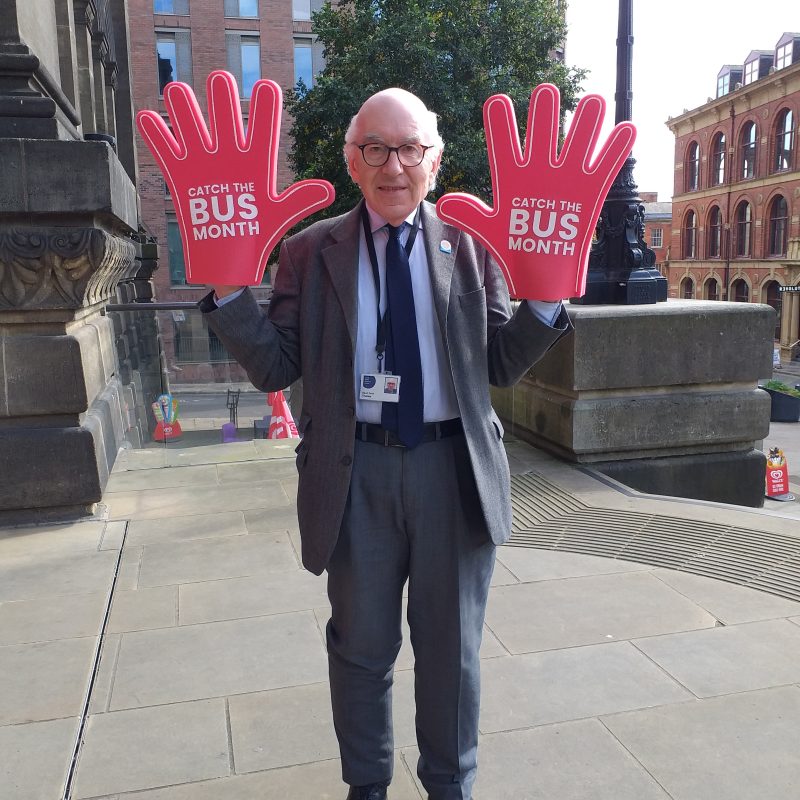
356, 142, 436, 167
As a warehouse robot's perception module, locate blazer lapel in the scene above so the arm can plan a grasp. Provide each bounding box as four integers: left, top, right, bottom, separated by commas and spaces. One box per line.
421, 201, 460, 338
321, 202, 362, 348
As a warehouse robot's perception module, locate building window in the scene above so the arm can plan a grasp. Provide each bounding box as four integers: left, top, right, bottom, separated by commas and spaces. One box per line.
167, 218, 187, 285
707, 206, 722, 258
711, 132, 726, 185
705, 278, 719, 301
156, 31, 192, 94
735, 201, 752, 257
740, 121, 757, 179
683, 210, 697, 259
224, 0, 258, 17
294, 38, 314, 90
717, 74, 729, 98
650, 228, 663, 249
226, 33, 260, 98
293, 0, 311, 20
774, 109, 794, 172
685, 142, 700, 192
769, 195, 789, 256
743, 59, 759, 85
154, 0, 189, 13
776, 42, 793, 69
731, 278, 749, 302
680, 277, 694, 299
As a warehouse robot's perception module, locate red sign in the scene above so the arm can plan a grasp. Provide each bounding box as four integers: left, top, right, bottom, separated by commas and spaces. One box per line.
436, 84, 636, 301
267, 390, 299, 440
136, 71, 335, 285
766, 447, 791, 497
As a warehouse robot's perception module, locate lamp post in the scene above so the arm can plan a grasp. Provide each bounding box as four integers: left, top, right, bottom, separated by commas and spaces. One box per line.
573, 0, 668, 305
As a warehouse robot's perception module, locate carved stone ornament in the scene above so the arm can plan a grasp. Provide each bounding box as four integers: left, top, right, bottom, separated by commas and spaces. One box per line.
0, 227, 136, 309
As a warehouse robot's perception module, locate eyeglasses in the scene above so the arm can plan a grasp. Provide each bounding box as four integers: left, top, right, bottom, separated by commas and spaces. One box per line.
356, 142, 435, 167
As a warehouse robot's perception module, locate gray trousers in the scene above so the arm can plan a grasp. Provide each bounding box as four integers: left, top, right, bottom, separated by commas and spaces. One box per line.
326, 433, 496, 800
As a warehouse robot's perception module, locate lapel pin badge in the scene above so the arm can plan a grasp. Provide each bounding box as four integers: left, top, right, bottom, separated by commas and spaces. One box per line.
440, 240, 452, 254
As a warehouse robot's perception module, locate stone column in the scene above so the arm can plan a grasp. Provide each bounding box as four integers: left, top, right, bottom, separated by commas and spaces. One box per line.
791, 293, 800, 350
781, 292, 793, 348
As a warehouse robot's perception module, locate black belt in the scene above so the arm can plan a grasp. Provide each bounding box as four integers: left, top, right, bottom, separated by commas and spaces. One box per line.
355, 418, 463, 447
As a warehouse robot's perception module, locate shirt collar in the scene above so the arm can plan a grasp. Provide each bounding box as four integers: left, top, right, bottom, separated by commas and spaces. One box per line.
365, 203, 420, 235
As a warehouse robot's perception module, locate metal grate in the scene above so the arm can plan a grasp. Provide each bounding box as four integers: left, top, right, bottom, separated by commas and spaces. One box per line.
509, 471, 800, 603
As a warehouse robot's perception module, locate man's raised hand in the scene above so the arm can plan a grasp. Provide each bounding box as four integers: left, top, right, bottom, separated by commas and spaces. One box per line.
136, 71, 335, 286
436, 84, 635, 301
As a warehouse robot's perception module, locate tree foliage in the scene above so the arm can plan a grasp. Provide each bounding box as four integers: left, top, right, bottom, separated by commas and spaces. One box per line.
286, 0, 586, 221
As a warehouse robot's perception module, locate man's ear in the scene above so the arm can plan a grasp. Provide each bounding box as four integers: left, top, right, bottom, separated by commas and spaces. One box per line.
345, 146, 361, 185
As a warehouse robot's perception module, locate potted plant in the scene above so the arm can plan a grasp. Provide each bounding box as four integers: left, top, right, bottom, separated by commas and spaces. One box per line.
762, 379, 800, 423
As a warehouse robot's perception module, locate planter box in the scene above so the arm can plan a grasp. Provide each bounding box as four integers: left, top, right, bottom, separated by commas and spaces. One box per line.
765, 388, 800, 423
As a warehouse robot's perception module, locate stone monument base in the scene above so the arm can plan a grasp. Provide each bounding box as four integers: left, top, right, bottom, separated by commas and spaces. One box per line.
493, 300, 775, 508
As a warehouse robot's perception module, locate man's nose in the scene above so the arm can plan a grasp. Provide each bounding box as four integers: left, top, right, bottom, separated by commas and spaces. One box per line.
382, 150, 404, 174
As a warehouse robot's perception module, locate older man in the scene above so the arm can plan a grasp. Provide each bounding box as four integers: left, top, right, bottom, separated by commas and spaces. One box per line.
202, 88, 569, 800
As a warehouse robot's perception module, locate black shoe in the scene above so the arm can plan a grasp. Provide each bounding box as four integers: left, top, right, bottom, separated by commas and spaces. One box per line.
346, 783, 388, 800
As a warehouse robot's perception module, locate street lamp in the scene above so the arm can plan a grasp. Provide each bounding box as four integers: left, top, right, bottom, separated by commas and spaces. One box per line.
573, 0, 668, 305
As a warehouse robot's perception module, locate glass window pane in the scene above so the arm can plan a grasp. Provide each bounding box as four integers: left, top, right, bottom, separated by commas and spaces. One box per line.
294, 42, 313, 88
241, 41, 260, 98
239, 0, 258, 16
167, 220, 186, 285
154, 0, 174, 12
293, 0, 311, 20
157, 39, 177, 94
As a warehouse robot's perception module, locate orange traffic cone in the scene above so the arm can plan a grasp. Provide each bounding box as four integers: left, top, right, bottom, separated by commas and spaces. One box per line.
267, 390, 299, 439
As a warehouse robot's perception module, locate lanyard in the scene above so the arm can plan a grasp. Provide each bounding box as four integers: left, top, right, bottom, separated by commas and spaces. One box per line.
360, 203, 421, 373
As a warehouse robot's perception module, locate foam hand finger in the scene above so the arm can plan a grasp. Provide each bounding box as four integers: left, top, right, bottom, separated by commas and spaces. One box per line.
136, 109, 182, 164
560, 93, 605, 169
483, 95, 524, 181
525, 83, 560, 167
207, 70, 246, 153
163, 81, 213, 153
589, 120, 636, 178
436, 194, 495, 236
245, 79, 282, 162
274, 179, 337, 224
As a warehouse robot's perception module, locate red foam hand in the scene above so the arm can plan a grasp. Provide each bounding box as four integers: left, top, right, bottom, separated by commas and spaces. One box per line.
436, 84, 636, 300
136, 71, 335, 285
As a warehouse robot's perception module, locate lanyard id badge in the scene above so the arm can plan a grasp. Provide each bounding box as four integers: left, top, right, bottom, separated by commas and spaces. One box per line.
359, 372, 401, 402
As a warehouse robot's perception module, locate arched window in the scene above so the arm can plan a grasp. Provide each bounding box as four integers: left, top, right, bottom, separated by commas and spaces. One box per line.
685, 142, 700, 191
774, 109, 794, 171
769, 195, 789, 256
680, 277, 695, 299
707, 206, 722, 258
705, 278, 719, 301
731, 278, 749, 302
735, 201, 752, 257
683, 210, 697, 258
762, 280, 782, 339
740, 121, 757, 179
711, 132, 726, 185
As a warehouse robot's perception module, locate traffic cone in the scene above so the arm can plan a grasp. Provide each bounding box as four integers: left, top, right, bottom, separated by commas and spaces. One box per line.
267, 390, 299, 439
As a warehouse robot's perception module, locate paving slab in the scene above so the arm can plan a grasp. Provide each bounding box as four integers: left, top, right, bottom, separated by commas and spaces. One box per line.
99, 520, 127, 551
0, 591, 107, 645
109, 611, 328, 710
0, 549, 118, 603
602, 686, 800, 800
0, 520, 105, 559
633, 618, 800, 697
217, 459, 301, 483
244, 505, 301, 533
115, 544, 143, 591
73, 698, 230, 798
104, 464, 220, 493
108, 586, 178, 633
88, 634, 121, 714
89, 753, 421, 799
137, 531, 298, 587
485, 571, 717, 654
654, 567, 800, 624
106, 480, 291, 521
0, 717, 78, 800
497, 546, 650, 583
0, 637, 96, 725
478, 642, 691, 733
179, 570, 328, 626
127, 510, 248, 546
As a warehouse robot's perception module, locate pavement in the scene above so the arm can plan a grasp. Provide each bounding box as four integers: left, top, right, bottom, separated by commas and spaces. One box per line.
3, 425, 800, 799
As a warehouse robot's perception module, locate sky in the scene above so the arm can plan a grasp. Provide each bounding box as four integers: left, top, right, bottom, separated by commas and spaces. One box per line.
564, 0, 799, 202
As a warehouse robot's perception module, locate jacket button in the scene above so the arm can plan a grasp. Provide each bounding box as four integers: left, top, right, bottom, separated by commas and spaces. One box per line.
341, 455, 352, 466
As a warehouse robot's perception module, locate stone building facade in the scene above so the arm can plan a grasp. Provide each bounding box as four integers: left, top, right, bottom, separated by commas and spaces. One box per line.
0, 0, 163, 519
129, 0, 322, 383
666, 31, 800, 360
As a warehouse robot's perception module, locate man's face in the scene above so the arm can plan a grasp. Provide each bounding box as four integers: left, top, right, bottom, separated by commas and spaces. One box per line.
347, 93, 441, 226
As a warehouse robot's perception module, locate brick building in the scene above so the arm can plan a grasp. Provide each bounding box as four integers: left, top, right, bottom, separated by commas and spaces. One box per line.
640, 191, 672, 271
666, 31, 800, 361
129, 0, 322, 381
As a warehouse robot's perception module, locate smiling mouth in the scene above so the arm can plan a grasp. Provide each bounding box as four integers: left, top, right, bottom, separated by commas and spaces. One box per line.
380, 186, 407, 192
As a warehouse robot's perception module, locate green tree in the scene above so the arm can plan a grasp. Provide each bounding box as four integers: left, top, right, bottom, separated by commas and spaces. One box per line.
286, 0, 586, 222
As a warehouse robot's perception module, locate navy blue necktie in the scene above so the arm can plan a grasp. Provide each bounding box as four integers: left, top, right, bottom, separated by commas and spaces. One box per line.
381, 223, 424, 447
